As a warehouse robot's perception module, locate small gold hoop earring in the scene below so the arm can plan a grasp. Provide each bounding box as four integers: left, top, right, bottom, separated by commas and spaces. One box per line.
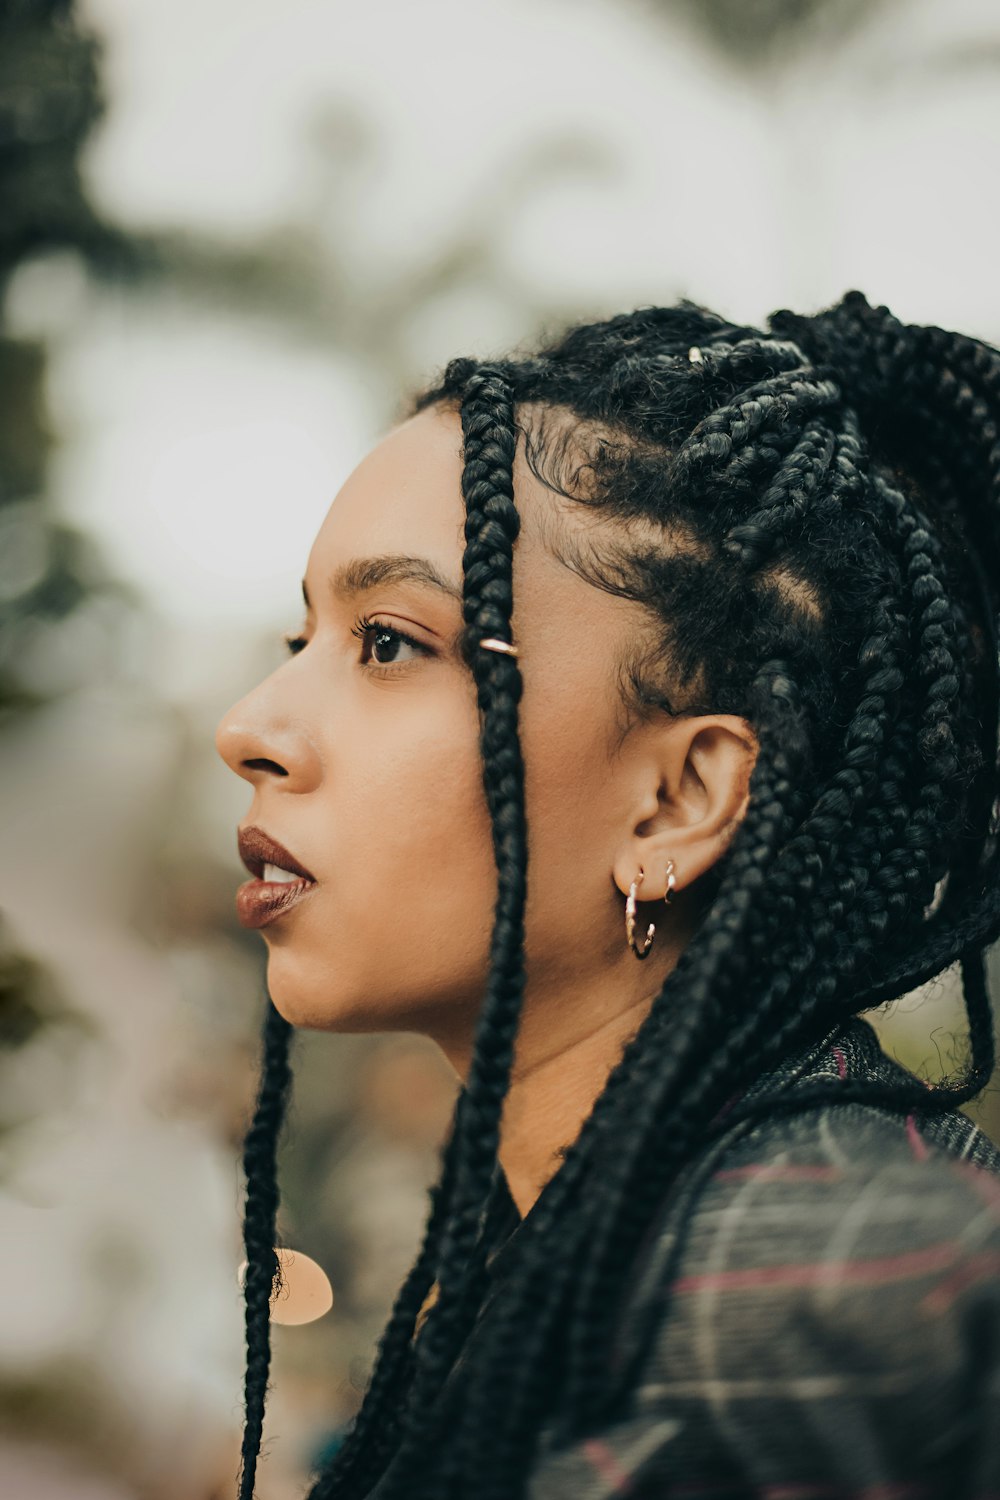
626, 868, 655, 958
625, 860, 677, 959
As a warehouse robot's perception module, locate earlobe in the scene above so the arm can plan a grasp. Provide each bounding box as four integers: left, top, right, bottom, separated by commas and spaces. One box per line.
613, 851, 681, 906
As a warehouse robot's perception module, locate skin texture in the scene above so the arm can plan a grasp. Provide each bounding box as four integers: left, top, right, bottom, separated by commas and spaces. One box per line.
215, 403, 758, 1216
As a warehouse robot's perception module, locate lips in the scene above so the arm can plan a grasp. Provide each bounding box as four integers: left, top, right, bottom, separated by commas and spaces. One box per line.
235, 826, 318, 930
237, 826, 317, 882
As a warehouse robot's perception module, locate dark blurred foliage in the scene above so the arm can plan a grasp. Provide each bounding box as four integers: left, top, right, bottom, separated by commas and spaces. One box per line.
0, 909, 98, 1166
0, 0, 139, 728
650, 0, 899, 70
0, 0, 121, 286
0, 910, 91, 1053
141, 125, 614, 410
0, 0, 137, 1156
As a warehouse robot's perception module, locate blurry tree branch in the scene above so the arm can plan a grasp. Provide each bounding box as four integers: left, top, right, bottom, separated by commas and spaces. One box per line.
643, 0, 900, 71
0, 0, 132, 294
0, 1, 140, 1179
95, 124, 615, 418
0, 0, 141, 730
0, 910, 98, 1161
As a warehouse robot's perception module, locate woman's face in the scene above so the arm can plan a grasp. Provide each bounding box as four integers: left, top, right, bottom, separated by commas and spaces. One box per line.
215, 402, 723, 1068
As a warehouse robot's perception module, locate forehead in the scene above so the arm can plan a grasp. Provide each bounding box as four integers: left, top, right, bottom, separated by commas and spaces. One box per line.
311, 400, 646, 574
311, 403, 471, 562
308, 400, 657, 724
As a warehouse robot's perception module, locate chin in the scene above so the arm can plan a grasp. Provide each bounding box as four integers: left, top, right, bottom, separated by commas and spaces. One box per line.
261, 939, 477, 1038
261, 959, 395, 1034
263, 981, 368, 1033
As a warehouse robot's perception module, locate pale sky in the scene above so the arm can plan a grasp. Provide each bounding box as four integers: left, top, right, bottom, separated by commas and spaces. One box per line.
8, 0, 998, 636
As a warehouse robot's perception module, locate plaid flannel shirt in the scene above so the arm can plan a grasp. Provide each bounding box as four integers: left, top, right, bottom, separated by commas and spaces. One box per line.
373, 1016, 1000, 1498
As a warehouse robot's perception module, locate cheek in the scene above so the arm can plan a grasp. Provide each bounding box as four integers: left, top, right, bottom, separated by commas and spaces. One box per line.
353, 702, 487, 852
265, 702, 497, 1028
523, 692, 610, 857
518, 688, 620, 966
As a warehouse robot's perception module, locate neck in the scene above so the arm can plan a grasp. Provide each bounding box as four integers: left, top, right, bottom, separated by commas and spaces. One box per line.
431, 910, 693, 1220
497, 991, 655, 1216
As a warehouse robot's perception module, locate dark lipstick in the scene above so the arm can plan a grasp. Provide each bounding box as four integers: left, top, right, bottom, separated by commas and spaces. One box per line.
235, 825, 317, 930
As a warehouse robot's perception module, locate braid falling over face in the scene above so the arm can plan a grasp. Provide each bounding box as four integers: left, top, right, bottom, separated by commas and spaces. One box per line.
235, 291, 1000, 1500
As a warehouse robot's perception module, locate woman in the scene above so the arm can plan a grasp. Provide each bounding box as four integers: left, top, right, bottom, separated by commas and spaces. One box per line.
215, 290, 1000, 1499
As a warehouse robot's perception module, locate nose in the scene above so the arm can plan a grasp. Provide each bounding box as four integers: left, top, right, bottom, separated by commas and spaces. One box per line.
215, 681, 322, 793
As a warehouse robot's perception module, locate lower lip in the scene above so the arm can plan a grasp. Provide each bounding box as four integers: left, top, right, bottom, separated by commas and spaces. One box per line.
236, 877, 317, 929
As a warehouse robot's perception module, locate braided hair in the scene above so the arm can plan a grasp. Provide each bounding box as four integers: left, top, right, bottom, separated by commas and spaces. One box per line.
234, 291, 1000, 1500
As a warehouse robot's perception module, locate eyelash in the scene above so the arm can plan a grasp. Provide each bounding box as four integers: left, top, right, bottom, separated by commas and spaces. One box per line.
283, 613, 431, 672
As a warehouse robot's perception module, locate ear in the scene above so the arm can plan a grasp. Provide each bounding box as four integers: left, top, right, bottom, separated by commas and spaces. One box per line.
611, 714, 758, 902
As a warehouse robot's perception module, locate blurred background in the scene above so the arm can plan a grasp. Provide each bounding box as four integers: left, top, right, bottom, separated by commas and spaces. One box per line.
2, 0, 999, 1494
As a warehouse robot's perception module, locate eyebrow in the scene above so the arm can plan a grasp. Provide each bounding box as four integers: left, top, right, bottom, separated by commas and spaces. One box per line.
301, 554, 464, 611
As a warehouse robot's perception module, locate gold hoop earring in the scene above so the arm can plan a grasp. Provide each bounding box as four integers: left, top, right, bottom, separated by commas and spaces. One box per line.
626, 869, 655, 958
625, 860, 677, 959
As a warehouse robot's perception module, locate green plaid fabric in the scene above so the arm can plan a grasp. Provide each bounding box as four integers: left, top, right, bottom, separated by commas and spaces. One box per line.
519, 1016, 1000, 1498
371, 1015, 1000, 1497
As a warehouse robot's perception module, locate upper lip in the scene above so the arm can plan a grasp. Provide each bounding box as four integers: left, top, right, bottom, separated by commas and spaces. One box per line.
238, 826, 317, 882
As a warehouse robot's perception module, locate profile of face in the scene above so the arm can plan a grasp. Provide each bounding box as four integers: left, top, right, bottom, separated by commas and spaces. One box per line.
215, 402, 755, 1077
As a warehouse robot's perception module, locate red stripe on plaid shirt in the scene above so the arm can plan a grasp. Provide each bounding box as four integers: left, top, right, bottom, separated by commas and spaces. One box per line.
582, 1437, 635, 1494
671, 1240, 961, 1296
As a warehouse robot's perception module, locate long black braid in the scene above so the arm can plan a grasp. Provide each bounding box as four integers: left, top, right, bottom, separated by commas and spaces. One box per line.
233, 292, 1000, 1498
236, 997, 293, 1500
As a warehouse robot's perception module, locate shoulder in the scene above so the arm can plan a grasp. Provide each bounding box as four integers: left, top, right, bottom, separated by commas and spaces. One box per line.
668, 1089, 1000, 1332
523, 1025, 1000, 1498
611, 1023, 1000, 1483
641, 1021, 1000, 1347
708, 1011, 1000, 1190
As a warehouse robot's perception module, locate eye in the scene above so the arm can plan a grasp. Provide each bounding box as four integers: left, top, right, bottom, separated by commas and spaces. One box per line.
282, 616, 434, 670
350, 614, 431, 671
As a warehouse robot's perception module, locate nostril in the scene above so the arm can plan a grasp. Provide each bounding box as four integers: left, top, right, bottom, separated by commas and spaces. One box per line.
244, 758, 290, 775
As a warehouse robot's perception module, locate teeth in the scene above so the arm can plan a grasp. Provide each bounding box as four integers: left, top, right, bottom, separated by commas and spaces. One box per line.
262, 862, 306, 884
